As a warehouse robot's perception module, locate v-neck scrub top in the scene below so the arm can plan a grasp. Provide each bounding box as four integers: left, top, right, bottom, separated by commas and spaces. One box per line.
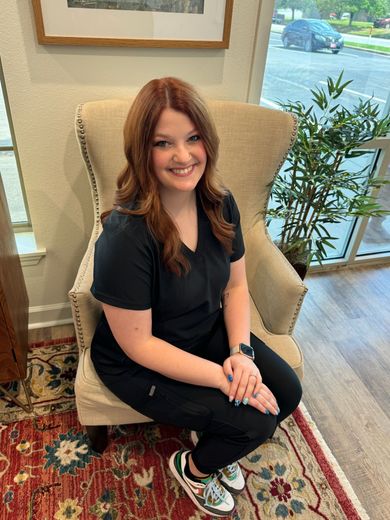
90, 191, 245, 373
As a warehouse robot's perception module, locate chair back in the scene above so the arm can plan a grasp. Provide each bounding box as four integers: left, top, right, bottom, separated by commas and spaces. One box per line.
71, 98, 297, 350
76, 98, 296, 233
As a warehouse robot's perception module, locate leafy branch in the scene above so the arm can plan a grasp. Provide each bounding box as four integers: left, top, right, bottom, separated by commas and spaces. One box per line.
267, 71, 390, 266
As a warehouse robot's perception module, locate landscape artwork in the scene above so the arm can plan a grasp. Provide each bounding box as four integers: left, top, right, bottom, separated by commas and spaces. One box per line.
67, 0, 205, 14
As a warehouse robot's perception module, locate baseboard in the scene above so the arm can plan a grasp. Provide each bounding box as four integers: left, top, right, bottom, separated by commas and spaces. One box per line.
28, 302, 74, 329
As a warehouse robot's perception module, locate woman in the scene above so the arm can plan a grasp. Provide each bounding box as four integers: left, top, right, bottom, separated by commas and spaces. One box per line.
90, 77, 302, 518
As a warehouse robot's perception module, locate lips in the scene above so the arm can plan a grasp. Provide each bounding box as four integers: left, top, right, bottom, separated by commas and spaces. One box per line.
170, 165, 195, 176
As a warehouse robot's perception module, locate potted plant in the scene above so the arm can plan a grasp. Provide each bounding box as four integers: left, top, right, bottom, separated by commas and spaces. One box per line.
267, 72, 390, 279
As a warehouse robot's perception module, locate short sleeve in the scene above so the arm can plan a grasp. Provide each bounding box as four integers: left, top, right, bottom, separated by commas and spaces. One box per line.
223, 192, 245, 262
91, 213, 154, 310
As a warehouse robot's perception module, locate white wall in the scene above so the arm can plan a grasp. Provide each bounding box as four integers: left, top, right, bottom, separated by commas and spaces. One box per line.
0, 0, 266, 326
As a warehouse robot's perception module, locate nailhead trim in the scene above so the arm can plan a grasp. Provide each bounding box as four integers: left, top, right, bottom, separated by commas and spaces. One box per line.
69, 103, 102, 353
259, 112, 308, 334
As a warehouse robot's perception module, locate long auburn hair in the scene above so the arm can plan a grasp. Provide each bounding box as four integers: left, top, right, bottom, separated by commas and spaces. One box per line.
103, 77, 235, 275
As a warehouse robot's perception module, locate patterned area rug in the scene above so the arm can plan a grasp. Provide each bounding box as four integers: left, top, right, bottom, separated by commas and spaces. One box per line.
0, 342, 369, 520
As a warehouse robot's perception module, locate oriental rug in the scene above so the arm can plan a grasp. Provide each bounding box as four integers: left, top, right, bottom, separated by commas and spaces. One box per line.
0, 341, 369, 520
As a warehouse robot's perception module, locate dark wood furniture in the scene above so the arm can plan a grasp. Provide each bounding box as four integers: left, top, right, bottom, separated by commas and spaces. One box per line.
0, 176, 31, 412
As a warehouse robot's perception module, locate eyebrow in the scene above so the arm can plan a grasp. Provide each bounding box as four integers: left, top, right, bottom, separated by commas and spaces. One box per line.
153, 128, 198, 139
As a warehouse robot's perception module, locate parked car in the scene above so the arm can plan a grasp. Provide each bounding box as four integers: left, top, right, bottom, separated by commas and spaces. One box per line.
272, 9, 285, 24
373, 17, 390, 28
281, 19, 344, 54
329, 12, 350, 20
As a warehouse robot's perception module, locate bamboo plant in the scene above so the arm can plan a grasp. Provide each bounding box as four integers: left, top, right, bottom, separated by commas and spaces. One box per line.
267, 72, 390, 271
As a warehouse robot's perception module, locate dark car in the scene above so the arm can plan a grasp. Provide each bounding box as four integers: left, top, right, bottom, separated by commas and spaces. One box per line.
373, 17, 390, 28
281, 19, 344, 54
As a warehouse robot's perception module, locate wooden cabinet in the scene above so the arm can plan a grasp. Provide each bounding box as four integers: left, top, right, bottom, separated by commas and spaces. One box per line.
0, 176, 29, 398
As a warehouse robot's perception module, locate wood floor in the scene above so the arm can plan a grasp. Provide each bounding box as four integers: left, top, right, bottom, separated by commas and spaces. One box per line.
27, 264, 390, 519
28, 324, 76, 345
295, 264, 390, 520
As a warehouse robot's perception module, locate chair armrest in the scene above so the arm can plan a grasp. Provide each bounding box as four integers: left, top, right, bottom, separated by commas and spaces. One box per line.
68, 233, 102, 352
245, 221, 307, 335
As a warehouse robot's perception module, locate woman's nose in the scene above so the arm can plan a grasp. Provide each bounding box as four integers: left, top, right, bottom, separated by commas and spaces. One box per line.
173, 143, 191, 163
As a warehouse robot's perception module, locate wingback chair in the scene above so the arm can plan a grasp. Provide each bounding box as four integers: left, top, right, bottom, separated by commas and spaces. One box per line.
69, 98, 307, 453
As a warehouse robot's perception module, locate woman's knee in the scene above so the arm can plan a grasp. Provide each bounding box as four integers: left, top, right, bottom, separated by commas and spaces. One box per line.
288, 370, 302, 405
279, 372, 302, 420
235, 413, 277, 446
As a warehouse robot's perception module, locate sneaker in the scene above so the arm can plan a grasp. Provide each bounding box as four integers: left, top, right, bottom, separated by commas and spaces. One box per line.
190, 431, 246, 495
218, 462, 246, 495
169, 449, 235, 517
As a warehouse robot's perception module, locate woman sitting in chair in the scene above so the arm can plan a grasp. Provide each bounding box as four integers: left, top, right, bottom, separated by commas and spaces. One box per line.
90, 77, 302, 518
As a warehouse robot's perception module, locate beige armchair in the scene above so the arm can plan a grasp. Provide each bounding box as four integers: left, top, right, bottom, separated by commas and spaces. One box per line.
69, 99, 307, 453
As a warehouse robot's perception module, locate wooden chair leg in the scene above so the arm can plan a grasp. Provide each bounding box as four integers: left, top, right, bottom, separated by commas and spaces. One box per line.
85, 425, 109, 453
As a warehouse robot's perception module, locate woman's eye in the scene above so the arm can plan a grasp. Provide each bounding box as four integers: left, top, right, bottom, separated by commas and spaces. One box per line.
188, 135, 201, 142
153, 140, 170, 148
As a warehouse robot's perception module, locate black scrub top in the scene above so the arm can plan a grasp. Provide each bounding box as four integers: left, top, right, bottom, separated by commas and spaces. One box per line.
90, 190, 245, 372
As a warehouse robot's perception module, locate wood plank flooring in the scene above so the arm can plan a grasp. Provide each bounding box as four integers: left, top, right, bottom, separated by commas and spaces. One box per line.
28, 324, 76, 344
28, 265, 390, 519
295, 265, 390, 520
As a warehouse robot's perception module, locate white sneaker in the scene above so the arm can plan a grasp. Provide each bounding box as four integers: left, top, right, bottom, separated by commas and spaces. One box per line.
169, 449, 235, 517
218, 462, 246, 495
190, 431, 246, 495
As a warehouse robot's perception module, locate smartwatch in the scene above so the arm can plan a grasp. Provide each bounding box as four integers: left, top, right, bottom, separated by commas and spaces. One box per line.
230, 343, 255, 360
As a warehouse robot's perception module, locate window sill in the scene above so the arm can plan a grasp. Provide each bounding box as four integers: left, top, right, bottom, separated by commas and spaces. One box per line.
15, 232, 46, 267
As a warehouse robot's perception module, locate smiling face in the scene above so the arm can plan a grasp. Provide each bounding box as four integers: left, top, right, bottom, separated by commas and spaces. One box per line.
151, 108, 207, 198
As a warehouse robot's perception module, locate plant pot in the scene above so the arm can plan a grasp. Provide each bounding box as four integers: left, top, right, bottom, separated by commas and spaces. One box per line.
276, 242, 310, 280
291, 262, 308, 280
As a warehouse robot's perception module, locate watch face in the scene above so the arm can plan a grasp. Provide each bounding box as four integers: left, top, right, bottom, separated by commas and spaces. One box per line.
240, 344, 254, 358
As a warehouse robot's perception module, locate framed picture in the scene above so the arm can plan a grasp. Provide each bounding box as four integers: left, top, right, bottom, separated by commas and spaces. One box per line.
32, 0, 234, 48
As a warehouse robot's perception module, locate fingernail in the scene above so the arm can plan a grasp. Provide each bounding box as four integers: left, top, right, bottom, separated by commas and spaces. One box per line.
265, 409, 270, 415
243, 398, 249, 405
229, 396, 234, 402
234, 400, 241, 407
277, 407, 280, 414
253, 392, 258, 398
227, 374, 233, 382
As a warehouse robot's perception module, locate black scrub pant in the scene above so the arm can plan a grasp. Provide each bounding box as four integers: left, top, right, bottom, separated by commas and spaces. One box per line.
93, 313, 302, 475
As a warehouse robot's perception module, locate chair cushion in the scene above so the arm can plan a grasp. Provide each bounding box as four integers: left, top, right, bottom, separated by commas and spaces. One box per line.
75, 347, 152, 426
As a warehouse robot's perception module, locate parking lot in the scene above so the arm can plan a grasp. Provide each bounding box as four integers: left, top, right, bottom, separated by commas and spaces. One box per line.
262, 31, 389, 114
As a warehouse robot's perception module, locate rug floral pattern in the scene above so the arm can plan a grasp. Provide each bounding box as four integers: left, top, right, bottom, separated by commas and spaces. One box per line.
0, 343, 367, 519
0, 344, 78, 423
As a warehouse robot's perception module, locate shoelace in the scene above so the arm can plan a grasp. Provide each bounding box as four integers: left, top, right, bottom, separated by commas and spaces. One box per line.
203, 474, 230, 505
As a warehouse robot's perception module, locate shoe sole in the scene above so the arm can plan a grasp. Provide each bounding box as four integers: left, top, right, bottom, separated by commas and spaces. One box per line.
168, 451, 234, 518
219, 478, 245, 496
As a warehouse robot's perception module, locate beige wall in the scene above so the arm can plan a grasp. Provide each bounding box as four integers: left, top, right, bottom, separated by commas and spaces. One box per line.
0, 0, 267, 326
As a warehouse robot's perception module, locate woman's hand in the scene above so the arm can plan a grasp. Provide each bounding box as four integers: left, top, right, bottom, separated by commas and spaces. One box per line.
223, 354, 279, 415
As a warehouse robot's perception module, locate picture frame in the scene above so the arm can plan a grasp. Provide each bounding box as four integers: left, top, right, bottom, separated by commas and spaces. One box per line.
32, 0, 234, 49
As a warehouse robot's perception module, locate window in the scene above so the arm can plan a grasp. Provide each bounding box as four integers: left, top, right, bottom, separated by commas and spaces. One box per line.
357, 156, 390, 256
0, 58, 30, 227
261, 1, 390, 267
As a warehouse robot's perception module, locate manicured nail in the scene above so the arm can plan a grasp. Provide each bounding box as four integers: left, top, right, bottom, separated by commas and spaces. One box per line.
265, 409, 270, 415
229, 396, 234, 402
234, 400, 241, 407
243, 398, 249, 405
253, 392, 258, 398
227, 374, 233, 382
277, 407, 280, 414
